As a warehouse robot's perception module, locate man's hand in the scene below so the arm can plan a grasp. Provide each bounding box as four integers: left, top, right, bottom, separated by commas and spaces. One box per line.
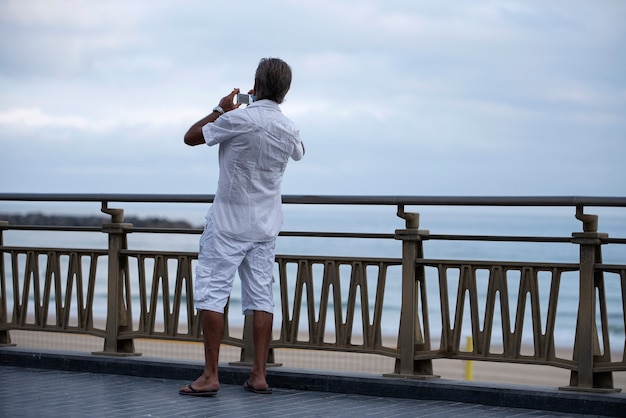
184, 88, 247, 146
219, 88, 242, 112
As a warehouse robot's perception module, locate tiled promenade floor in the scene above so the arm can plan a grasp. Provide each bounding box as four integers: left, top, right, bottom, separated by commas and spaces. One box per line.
1, 347, 624, 417
0, 365, 612, 418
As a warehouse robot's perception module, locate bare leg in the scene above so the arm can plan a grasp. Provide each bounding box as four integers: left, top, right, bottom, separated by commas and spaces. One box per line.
180, 310, 224, 393
246, 310, 273, 390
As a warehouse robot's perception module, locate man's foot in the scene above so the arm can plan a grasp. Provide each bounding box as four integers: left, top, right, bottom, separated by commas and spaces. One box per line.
179, 383, 218, 397
243, 379, 273, 394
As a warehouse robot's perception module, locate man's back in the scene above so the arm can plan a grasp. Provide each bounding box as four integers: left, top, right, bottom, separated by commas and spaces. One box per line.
203, 99, 304, 241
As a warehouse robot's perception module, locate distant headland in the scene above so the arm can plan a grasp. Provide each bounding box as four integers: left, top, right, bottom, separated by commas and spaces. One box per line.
0, 212, 198, 229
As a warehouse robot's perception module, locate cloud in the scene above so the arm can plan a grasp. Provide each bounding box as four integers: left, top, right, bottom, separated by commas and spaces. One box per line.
0, 0, 150, 28
0, 0, 625, 198
0, 0, 151, 78
0, 106, 200, 137
0, 107, 88, 129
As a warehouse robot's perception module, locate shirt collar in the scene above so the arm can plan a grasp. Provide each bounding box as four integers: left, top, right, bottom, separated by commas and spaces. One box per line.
248, 99, 280, 111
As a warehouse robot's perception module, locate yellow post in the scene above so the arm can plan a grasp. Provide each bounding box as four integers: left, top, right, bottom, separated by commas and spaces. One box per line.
465, 336, 474, 381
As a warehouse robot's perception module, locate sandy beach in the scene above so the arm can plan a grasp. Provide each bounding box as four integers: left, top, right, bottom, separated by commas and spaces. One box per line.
6, 330, 624, 392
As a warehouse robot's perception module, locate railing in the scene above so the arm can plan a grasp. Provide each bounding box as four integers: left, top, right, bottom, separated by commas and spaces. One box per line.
1, 193, 625, 393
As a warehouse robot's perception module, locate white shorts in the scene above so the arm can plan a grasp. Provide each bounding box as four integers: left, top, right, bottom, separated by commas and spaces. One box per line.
194, 217, 276, 315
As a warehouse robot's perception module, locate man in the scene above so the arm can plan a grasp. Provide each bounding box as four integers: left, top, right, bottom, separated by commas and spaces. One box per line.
180, 58, 305, 396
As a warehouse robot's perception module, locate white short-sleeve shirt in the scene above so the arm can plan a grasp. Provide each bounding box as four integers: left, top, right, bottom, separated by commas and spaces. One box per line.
202, 99, 304, 242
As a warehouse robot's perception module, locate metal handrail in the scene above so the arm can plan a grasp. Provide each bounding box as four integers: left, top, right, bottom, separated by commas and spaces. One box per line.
2, 192, 626, 206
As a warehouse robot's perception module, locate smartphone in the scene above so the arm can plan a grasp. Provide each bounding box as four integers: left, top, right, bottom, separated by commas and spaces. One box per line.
236, 93, 255, 105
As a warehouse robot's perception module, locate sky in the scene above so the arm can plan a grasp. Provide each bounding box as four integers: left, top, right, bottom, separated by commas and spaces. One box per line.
1, 0, 625, 199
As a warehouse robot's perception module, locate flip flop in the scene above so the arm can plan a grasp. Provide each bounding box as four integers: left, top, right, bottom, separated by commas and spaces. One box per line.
179, 383, 218, 397
243, 379, 273, 394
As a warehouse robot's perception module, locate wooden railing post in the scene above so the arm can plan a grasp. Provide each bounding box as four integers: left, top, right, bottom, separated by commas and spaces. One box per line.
562, 206, 618, 392
389, 205, 436, 378
0, 220, 14, 347
230, 312, 280, 367
94, 203, 139, 356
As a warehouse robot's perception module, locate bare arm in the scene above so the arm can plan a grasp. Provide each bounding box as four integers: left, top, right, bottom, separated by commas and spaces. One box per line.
184, 112, 220, 146
184, 88, 242, 146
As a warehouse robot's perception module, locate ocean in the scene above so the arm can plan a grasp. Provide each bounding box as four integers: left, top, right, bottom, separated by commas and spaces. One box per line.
2, 204, 625, 350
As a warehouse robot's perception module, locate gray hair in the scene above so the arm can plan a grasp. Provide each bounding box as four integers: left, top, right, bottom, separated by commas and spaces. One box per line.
255, 58, 292, 104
